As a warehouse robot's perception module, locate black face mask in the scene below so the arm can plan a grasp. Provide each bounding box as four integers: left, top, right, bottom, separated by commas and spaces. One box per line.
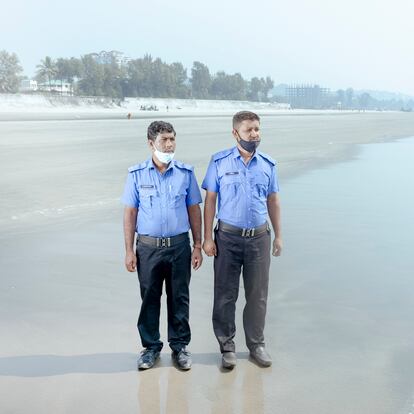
238, 135, 260, 153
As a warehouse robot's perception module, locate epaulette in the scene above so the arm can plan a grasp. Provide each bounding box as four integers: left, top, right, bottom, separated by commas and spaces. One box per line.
257, 151, 276, 166
174, 160, 194, 171
128, 161, 148, 173
212, 148, 233, 162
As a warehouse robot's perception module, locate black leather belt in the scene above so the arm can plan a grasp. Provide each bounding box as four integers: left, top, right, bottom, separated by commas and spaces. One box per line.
137, 232, 189, 248
217, 221, 269, 237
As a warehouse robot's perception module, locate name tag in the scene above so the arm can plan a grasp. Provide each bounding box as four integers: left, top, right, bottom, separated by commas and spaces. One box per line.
225, 171, 239, 175
141, 185, 154, 188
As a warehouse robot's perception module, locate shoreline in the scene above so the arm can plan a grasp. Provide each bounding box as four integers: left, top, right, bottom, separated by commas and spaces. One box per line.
0, 108, 393, 122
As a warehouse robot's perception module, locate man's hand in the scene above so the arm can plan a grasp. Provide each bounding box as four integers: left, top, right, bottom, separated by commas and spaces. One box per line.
125, 251, 137, 272
272, 237, 283, 256
191, 247, 203, 270
203, 238, 217, 257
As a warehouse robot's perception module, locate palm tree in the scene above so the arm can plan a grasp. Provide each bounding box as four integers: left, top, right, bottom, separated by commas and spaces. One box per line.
36, 56, 57, 92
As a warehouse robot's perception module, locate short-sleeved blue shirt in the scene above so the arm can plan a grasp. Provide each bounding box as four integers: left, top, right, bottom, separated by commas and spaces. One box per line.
201, 146, 279, 228
122, 158, 202, 237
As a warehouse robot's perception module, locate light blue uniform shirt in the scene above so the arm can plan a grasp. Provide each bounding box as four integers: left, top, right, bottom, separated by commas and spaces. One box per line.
122, 158, 202, 237
201, 146, 279, 229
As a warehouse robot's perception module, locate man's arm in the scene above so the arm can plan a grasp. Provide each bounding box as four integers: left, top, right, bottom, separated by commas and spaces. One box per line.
187, 204, 203, 270
123, 206, 138, 271
267, 192, 283, 256
203, 190, 217, 256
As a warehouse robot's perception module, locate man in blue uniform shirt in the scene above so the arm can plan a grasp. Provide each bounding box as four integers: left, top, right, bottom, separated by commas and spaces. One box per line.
122, 121, 203, 370
202, 111, 282, 369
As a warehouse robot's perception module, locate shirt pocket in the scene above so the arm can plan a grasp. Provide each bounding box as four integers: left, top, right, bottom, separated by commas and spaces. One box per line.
252, 178, 269, 214
139, 186, 158, 217
255, 181, 268, 200
169, 187, 187, 209
220, 174, 242, 218
220, 173, 242, 198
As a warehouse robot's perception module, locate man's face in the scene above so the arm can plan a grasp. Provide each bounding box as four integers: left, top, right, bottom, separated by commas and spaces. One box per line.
149, 132, 176, 153
233, 119, 260, 142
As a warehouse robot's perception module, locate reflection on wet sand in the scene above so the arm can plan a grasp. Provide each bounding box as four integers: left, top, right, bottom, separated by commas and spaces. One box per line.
211, 359, 265, 414
166, 367, 190, 414
137, 368, 161, 413
242, 364, 265, 413
136, 353, 266, 414
210, 369, 237, 414
137, 357, 191, 414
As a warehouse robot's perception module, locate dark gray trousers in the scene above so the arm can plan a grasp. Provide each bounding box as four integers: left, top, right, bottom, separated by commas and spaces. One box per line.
136, 237, 191, 353
213, 227, 271, 353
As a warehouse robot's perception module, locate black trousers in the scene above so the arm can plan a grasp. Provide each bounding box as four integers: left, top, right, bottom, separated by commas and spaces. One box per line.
136, 236, 191, 353
213, 227, 271, 353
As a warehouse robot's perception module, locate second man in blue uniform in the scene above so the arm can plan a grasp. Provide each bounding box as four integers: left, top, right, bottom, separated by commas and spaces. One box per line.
202, 111, 282, 369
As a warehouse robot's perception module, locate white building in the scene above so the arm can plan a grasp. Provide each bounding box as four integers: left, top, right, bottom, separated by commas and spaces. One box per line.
37, 81, 72, 95
19, 79, 38, 92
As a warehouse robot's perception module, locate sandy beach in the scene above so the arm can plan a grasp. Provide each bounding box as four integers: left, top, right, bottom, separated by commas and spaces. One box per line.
1, 111, 414, 413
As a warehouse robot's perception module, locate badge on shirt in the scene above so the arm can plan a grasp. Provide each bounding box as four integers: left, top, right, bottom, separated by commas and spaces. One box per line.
225, 171, 239, 176
140, 185, 155, 188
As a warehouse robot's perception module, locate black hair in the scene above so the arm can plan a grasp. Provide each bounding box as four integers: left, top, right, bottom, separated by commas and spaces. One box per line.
232, 111, 260, 129
147, 121, 176, 141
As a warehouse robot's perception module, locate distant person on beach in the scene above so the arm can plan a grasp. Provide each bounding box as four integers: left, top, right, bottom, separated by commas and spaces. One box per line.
202, 111, 282, 369
122, 120, 203, 371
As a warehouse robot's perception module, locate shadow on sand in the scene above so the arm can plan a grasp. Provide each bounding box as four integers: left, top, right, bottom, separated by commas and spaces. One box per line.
0, 352, 247, 377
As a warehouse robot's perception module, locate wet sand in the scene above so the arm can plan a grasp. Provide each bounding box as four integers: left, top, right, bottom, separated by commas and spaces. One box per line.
1, 112, 414, 413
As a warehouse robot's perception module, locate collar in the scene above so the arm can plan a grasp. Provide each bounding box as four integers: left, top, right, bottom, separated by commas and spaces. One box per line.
148, 157, 175, 172
232, 146, 258, 161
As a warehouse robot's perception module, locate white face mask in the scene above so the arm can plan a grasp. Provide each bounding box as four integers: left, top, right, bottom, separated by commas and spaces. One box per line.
154, 149, 175, 164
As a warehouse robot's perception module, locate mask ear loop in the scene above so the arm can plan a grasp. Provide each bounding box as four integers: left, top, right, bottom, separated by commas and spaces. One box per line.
235, 130, 242, 144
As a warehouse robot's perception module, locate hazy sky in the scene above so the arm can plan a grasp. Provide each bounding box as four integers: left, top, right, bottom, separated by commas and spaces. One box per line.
3, 0, 414, 95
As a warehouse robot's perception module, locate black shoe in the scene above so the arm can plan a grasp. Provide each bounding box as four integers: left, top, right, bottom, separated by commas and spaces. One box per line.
172, 348, 192, 370
221, 351, 237, 369
137, 349, 160, 370
249, 346, 272, 367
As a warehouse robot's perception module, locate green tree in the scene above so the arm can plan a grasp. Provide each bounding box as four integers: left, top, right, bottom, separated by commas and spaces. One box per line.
191, 61, 211, 99
336, 89, 345, 107
56, 57, 82, 95
167, 62, 188, 98
263, 76, 274, 102
247, 76, 273, 102
36, 56, 57, 90
345, 88, 354, 108
125, 56, 189, 98
210, 71, 247, 100
150, 57, 168, 97
248, 77, 262, 101
227, 73, 247, 100
0, 50, 23, 93
77, 54, 105, 96
358, 92, 372, 110
102, 62, 125, 98
126, 54, 154, 97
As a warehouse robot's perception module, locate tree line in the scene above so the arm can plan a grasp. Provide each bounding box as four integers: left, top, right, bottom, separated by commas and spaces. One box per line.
1, 49, 413, 110
0, 49, 274, 101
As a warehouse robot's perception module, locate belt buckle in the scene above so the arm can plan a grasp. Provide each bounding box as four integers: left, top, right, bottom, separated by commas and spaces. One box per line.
242, 228, 255, 237
158, 237, 171, 247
